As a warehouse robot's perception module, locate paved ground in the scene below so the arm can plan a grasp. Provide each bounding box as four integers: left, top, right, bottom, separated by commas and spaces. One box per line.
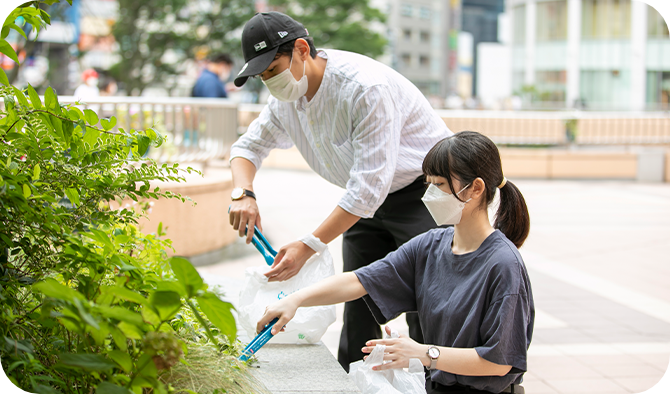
197, 165, 670, 394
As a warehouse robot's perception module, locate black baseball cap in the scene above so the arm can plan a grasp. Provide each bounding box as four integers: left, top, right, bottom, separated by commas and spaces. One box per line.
234, 12, 309, 87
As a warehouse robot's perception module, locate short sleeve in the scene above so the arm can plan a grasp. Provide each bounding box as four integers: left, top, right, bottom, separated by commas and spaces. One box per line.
354, 234, 426, 324
229, 103, 294, 169
475, 293, 532, 374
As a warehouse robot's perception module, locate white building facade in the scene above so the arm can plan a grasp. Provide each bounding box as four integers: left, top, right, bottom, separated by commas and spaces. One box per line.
509, 0, 670, 110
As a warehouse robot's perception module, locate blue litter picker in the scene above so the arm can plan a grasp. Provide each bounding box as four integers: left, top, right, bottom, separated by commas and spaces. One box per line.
238, 225, 280, 362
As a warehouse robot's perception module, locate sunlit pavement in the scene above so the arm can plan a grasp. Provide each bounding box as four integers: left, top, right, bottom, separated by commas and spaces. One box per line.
197, 166, 670, 394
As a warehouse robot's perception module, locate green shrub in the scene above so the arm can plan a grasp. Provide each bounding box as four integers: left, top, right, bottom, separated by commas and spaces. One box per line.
0, 2, 244, 393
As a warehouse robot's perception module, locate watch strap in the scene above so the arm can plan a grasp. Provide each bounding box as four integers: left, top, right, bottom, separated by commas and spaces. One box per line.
243, 189, 256, 200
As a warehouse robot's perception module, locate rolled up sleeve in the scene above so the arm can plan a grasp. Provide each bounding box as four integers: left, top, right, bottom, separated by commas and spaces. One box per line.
338, 85, 400, 218
229, 104, 294, 169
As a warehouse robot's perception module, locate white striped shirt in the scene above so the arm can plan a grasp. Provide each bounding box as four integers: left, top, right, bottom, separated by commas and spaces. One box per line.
230, 49, 452, 218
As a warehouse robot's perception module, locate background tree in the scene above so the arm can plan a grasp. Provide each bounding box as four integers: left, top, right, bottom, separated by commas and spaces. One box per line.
110, 0, 255, 95
268, 0, 387, 59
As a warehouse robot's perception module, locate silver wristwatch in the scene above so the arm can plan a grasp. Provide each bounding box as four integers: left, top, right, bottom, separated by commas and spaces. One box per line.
427, 346, 440, 370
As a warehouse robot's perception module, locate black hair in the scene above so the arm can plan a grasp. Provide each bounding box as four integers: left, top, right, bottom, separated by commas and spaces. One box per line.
422, 131, 530, 248
276, 37, 317, 59
208, 53, 233, 65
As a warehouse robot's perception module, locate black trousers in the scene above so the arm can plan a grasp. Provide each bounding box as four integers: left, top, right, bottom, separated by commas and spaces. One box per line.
337, 177, 439, 371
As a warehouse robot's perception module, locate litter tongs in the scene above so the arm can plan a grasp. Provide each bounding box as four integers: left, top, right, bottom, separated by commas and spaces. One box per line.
238, 225, 280, 362
246, 225, 277, 266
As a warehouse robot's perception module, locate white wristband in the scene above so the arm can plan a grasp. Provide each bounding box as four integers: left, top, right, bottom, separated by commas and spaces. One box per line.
299, 233, 327, 254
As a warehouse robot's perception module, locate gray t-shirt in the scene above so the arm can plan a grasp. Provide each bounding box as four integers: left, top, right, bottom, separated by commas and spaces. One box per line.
354, 228, 534, 393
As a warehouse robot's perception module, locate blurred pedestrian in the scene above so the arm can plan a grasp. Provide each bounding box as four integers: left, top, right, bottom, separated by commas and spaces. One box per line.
74, 69, 100, 100
192, 53, 234, 98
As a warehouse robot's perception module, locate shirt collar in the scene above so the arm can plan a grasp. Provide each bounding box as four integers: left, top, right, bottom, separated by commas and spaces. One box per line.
296, 49, 329, 112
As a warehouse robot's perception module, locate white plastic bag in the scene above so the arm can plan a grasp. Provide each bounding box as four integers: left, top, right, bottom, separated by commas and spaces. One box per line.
237, 237, 336, 344
348, 330, 426, 394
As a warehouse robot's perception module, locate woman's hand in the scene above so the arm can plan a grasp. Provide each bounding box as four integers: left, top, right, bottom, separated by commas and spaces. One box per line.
362, 326, 429, 370
256, 296, 301, 336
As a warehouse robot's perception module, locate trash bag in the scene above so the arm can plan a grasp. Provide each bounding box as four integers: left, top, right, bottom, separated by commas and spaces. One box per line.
238, 237, 336, 344
348, 330, 426, 394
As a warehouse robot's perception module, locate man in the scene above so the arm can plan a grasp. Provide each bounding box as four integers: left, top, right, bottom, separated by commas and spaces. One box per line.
192, 53, 234, 98
228, 11, 452, 371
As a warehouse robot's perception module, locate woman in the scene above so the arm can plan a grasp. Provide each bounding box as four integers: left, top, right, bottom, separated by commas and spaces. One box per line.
257, 131, 534, 394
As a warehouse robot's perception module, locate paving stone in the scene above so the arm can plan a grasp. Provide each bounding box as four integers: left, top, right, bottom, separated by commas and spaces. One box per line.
250, 343, 361, 393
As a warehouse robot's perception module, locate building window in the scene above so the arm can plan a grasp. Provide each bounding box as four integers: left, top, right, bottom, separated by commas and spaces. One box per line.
420, 30, 430, 42
647, 71, 670, 110
419, 6, 431, 20
419, 55, 430, 67
401, 53, 411, 68
536, 70, 567, 102
513, 5, 526, 45
536, 0, 567, 42
400, 4, 413, 17
403, 29, 411, 41
648, 5, 670, 38
582, 0, 631, 39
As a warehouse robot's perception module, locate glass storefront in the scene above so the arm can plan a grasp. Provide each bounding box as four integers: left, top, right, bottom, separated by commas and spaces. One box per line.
536, 0, 567, 42
582, 0, 631, 39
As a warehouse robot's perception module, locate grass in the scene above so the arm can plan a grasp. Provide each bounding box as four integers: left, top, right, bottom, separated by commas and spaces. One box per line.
160, 341, 269, 394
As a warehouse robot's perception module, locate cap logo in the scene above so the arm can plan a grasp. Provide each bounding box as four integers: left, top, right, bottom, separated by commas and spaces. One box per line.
278, 31, 288, 38
254, 41, 267, 51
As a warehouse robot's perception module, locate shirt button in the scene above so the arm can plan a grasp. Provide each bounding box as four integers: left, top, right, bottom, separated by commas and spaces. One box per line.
316, 142, 321, 148
364, 210, 370, 215
326, 163, 331, 169
310, 120, 314, 125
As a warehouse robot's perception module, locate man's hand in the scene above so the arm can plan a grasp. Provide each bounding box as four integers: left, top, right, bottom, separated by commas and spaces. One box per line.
256, 296, 300, 335
264, 241, 316, 282
362, 325, 429, 370
229, 197, 262, 244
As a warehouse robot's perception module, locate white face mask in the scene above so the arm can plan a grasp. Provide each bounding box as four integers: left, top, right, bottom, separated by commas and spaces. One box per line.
262, 53, 308, 102
421, 183, 471, 226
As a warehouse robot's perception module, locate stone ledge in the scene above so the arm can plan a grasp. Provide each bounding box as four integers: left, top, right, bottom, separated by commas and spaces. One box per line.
250, 343, 361, 394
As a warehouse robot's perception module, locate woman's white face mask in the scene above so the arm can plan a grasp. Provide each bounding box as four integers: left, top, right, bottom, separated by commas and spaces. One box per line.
421, 183, 471, 226
262, 53, 308, 102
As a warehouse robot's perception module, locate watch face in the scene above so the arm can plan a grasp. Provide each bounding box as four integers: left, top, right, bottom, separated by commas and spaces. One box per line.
231, 188, 243, 199
428, 347, 440, 358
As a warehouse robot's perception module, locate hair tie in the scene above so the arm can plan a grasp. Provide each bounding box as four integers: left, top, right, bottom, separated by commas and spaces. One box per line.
498, 177, 507, 189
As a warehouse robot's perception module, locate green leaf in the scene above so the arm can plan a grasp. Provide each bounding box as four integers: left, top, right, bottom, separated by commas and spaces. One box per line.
136, 135, 150, 156
33, 278, 84, 302
64, 188, 80, 207
169, 257, 203, 298
45, 87, 58, 110
22, 183, 31, 198
12, 86, 29, 107
97, 382, 133, 394
141, 306, 161, 326
89, 322, 110, 346
196, 293, 236, 340
33, 164, 40, 181
108, 325, 127, 351
95, 305, 144, 327
84, 109, 99, 125
68, 107, 84, 121
148, 291, 182, 321
8, 23, 28, 40
107, 350, 132, 373
0, 69, 8, 86
27, 84, 42, 108
0, 41, 19, 64
0, 376, 23, 394
102, 285, 148, 306
117, 321, 143, 340
74, 298, 100, 330
100, 117, 117, 131
58, 353, 116, 371
83, 128, 100, 147
39, 9, 51, 25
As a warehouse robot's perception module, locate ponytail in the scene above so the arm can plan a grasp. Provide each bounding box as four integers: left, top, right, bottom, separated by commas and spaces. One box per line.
494, 180, 530, 248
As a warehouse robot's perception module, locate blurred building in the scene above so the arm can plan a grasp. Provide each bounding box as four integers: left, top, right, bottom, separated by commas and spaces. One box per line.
506, 0, 670, 110
381, 0, 452, 98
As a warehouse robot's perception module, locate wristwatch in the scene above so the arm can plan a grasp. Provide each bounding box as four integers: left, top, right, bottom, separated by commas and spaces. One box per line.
231, 187, 256, 201
427, 346, 440, 370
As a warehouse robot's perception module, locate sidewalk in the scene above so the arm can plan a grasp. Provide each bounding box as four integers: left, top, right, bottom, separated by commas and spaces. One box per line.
197, 167, 670, 394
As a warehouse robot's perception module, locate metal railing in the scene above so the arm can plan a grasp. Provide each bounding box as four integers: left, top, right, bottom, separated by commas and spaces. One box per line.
238, 104, 670, 146
58, 96, 239, 162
